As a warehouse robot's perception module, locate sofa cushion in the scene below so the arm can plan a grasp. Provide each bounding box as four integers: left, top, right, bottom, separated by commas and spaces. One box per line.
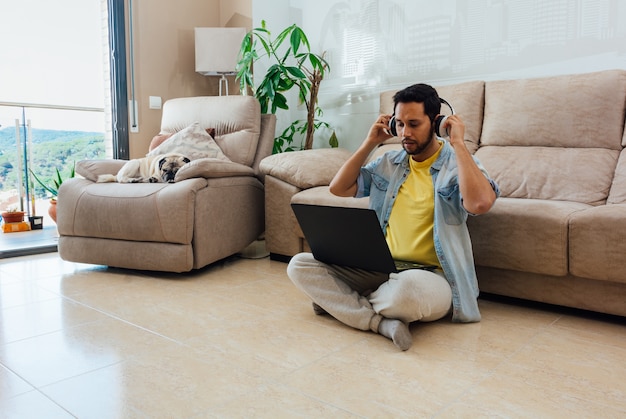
292, 186, 369, 208
260, 148, 353, 189
475, 145, 618, 205
380, 80, 485, 154
147, 122, 230, 161
569, 204, 626, 283
477, 70, 626, 206
481, 70, 626, 149
608, 149, 626, 204
467, 197, 590, 277
160, 96, 261, 167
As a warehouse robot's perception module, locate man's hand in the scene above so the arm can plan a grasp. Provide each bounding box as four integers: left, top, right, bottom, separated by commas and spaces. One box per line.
329, 114, 393, 197
365, 113, 395, 147
442, 115, 465, 147
443, 114, 496, 214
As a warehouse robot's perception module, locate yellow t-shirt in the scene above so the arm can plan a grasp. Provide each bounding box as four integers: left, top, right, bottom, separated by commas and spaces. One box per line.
385, 144, 443, 267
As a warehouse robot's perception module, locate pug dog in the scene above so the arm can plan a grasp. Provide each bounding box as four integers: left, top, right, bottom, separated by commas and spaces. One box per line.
97, 153, 191, 184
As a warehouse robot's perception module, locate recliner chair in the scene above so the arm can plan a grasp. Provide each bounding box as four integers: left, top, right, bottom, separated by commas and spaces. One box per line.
57, 95, 276, 272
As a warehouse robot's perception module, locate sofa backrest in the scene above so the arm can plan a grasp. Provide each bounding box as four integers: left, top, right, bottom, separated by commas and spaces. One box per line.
475, 69, 626, 206
160, 96, 263, 168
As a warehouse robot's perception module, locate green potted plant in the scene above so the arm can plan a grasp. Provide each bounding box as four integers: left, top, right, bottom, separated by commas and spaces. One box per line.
30, 163, 75, 223
236, 20, 338, 152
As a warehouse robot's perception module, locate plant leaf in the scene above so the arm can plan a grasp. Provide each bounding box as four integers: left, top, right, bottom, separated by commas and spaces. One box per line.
329, 130, 339, 148
285, 66, 306, 79
290, 27, 302, 55
275, 24, 293, 48
294, 26, 310, 51
273, 93, 288, 110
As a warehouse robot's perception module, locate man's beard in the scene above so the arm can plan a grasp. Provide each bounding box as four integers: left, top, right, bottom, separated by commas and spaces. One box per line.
402, 126, 436, 155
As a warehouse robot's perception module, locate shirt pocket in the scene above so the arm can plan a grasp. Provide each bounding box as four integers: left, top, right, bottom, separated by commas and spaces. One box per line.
437, 184, 465, 225
371, 173, 389, 192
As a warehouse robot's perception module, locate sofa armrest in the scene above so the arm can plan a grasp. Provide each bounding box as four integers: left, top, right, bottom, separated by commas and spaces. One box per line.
259, 148, 353, 189
76, 159, 127, 182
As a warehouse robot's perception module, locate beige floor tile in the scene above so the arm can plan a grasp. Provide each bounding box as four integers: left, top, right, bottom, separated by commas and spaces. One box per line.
207, 383, 361, 418
1, 332, 120, 388
405, 299, 561, 361
441, 371, 626, 418
281, 337, 480, 417
0, 364, 34, 401
0, 297, 110, 344
66, 278, 276, 344
0, 279, 60, 309
217, 273, 311, 315
491, 329, 626, 411
223, 256, 292, 278
0, 253, 89, 280
187, 308, 367, 380
0, 269, 21, 286
551, 312, 626, 349
0, 315, 176, 387
182, 294, 360, 382
1, 390, 74, 419
35, 266, 141, 298
41, 344, 266, 418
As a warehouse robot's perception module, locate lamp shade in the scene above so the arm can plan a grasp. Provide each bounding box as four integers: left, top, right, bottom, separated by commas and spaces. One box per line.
194, 27, 247, 76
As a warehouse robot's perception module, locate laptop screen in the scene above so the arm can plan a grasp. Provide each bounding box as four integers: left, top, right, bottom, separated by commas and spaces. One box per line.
291, 203, 398, 273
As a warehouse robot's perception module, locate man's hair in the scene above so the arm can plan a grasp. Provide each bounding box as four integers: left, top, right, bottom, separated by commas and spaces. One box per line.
392, 83, 441, 122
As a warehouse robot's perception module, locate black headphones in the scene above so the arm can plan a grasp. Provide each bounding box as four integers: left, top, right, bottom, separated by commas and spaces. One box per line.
388, 98, 455, 138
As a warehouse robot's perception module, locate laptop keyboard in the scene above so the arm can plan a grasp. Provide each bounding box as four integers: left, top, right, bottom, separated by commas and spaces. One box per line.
394, 260, 438, 271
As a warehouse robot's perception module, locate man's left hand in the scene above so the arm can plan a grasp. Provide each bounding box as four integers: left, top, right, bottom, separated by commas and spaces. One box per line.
443, 115, 465, 148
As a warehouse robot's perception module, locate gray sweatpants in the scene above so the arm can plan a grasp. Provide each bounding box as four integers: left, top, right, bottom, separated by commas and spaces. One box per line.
287, 252, 453, 333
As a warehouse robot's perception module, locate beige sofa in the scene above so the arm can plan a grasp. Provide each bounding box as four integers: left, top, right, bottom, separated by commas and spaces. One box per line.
259, 69, 626, 317
57, 96, 276, 272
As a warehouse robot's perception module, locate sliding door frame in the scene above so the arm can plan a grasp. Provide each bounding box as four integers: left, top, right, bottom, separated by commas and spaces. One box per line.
107, 0, 129, 159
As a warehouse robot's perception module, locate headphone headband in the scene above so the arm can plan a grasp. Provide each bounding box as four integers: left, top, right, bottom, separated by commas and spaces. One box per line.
440, 98, 455, 115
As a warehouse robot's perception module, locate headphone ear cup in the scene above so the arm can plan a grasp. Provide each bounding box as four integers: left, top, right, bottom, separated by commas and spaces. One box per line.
435, 115, 449, 138
388, 115, 397, 136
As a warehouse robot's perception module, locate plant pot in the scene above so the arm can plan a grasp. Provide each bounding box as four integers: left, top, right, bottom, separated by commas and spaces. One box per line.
48, 199, 57, 223
1, 211, 25, 223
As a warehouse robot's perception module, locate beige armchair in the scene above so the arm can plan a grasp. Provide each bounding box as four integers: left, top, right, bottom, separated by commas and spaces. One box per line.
57, 96, 276, 272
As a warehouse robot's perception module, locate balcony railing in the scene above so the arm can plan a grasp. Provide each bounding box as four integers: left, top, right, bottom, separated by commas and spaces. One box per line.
0, 101, 108, 223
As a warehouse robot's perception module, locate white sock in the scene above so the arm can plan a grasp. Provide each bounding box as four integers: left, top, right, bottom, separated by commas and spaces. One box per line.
378, 318, 412, 351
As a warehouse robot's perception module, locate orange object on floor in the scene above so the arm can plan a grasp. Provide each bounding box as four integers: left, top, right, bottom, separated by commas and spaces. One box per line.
2, 221, 32, 233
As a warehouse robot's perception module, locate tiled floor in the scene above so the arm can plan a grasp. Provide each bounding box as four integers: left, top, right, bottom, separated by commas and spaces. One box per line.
0, 250, 625, 418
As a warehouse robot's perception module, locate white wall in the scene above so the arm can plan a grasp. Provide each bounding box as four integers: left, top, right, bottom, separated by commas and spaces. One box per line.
255, 0, 626, 151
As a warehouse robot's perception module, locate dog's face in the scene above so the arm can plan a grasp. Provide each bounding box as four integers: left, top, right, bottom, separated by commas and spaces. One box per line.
156, 154, 191, 183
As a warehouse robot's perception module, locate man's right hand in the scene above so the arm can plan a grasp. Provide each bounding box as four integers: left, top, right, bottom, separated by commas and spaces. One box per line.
329, 114, 394, 197
366, 113, 395, 147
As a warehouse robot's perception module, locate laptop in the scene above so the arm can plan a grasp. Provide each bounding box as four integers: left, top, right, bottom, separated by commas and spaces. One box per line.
291, 203, 438, 274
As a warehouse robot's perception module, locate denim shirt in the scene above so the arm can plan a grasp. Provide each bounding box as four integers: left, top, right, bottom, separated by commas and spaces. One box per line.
356, 141, 500, 322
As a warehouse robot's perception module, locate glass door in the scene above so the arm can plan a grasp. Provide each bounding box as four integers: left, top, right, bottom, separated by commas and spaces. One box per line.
0, 0, 110, 253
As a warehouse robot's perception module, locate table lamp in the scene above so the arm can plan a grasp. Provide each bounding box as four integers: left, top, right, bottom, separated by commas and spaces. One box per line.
194, 27, 247, 96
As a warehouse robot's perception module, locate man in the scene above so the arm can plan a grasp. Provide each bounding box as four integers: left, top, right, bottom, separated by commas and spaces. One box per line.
287, 83, 499, 350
